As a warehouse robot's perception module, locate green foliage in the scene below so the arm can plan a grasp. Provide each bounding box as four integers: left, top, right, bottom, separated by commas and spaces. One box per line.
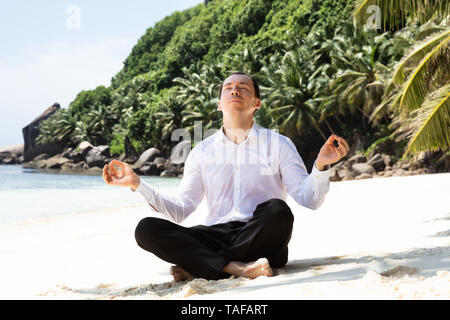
109, 132, 125, 156
39, 0, 448, 163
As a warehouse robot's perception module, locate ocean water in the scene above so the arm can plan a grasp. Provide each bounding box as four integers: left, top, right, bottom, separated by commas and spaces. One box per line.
0, 165, 181, 223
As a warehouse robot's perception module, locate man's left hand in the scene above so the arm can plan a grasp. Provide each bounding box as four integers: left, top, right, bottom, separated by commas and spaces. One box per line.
316, 134, 350, 171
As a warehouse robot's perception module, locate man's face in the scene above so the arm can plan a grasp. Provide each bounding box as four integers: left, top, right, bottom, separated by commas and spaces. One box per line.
218, 74, 261, 117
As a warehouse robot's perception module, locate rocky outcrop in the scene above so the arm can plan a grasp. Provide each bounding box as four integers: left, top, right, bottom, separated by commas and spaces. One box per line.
22, 103, 65, 162
328, 150, 449, 182
0, 143, 24, 164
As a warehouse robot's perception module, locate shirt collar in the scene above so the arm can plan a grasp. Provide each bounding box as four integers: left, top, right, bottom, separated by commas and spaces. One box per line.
217, 121, 260, 144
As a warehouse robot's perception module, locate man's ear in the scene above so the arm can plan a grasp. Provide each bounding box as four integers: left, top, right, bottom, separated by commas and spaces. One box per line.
218, 101, 222, 111
255, 99, 261, 110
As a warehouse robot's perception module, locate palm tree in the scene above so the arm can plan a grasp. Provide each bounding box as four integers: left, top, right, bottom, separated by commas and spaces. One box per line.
377, 29, 450, 156
153, 91, 185, 146
260, 46, 328, 140
36, 108, 77, 146
174, 65, 223, 135
353, 0, 449, 31
354, 1, 450, 157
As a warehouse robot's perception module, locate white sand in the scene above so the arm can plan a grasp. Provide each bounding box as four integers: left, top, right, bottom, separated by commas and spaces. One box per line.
0, 173, 449, 299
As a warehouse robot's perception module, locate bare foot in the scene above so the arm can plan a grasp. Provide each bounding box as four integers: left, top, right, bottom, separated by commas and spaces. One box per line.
223, 258, 273, 279
170, 265, 193, 282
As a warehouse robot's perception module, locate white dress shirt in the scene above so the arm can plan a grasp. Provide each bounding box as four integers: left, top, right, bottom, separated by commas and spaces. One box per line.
133, 122, 330, 226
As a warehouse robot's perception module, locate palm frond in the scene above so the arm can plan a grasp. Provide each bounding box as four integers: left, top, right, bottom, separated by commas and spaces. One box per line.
403, 84, 450, 157
353, 0, 450, 30
392, 29, 450, 85
399, 35, 449, 114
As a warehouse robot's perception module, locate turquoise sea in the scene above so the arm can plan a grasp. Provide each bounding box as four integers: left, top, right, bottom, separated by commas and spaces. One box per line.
0, 165, 181, 223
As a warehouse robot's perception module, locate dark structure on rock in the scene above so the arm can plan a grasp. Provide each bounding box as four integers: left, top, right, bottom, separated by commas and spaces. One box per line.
22, 103, 65, 162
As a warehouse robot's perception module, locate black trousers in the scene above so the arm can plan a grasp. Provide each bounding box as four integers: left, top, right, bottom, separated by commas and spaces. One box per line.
134, 198, 294, 280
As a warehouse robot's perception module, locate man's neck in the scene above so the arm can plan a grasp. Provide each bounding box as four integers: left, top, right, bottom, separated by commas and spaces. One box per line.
222, 117, 254, 145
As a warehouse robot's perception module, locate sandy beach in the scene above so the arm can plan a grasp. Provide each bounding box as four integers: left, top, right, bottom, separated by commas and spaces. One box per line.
1, 172, 449, 300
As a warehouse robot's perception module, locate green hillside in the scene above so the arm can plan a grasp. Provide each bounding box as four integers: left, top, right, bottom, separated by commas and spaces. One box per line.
36, 0, 449, 168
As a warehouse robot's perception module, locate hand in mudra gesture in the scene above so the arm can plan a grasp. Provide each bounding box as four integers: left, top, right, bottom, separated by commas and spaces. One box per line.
316, 134, 350, 169
102, 159, 140, 190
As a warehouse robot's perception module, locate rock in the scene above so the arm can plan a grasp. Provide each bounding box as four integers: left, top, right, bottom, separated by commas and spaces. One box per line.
329, 167, 342, 182
73, 161, 88, 171
135, 148, 161, 168
141, 163, 164, 176
43, 156, 71, 169
87, 167, 103, 174
78, 141, 94, 157
355, 173, 373, 180
2, 157, 16, 164
85, 146, 110, 168
381, 154, 394, 167
153, 157, 168, 169
33, 154, 50, 161
68, 148, 85, 163
367, 139, 396, 160
436, 153, 450, 172
409, 158, 425, 171
416, 150, 433, 163
160, 168, 180, 177
400, 162, 410, 171
22, 103, 65, 161
348, 154, 367, 165
351, 163, 375, 176
170, 141, 191, 165
392, 169, 408, 177
61, 148, 73, 159
0, 143, 24, 155
383, 170, 394, 177
338, 166, 356, 180
367, 154, 386, 172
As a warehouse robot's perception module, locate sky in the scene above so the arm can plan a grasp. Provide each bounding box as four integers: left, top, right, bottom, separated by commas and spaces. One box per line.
0, 0, 202, 148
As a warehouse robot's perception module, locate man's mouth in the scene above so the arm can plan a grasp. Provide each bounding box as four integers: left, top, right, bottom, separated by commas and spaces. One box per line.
229, 99, 243, 103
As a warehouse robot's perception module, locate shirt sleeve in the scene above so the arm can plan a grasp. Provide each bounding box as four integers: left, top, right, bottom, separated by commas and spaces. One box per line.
279, 137, 330, 210
132, 147, 205, 223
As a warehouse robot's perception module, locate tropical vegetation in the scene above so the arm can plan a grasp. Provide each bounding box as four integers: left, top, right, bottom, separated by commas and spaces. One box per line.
36, 0, 449, 168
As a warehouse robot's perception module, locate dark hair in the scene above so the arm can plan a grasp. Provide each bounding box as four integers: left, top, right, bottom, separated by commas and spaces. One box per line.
219, 72, 260, 99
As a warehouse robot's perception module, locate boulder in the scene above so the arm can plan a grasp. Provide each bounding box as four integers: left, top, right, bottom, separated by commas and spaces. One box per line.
153, 157, 168, 169
355, 173, 373, 180
436, 153, 450, 172
381, 154, 394, 167
43, 156, 71, 169
141, 163, 164, 176
85, 146, 110, 168
329, 167, 342, 182
367, 154, 386, 171
348, 154, 367, 165
135, 148, 161, 168
22, 103, 65, 161
392, 169, 409, 177
170, 141, 191, 165
33, 154, 50, 161
78, 141, 94, 157
0, 144, 24, 164
160, 168, 180, 177
351, 163, 375, 176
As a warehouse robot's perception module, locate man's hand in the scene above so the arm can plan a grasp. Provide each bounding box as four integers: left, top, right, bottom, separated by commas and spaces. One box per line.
316, 134, 350, 170
102, 159, 140, 191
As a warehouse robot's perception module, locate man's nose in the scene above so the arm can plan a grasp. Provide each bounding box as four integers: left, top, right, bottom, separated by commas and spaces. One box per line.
230, 87, 240, 96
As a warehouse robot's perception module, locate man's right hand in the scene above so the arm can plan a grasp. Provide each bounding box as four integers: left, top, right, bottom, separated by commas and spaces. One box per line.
103, 159, 140, 191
